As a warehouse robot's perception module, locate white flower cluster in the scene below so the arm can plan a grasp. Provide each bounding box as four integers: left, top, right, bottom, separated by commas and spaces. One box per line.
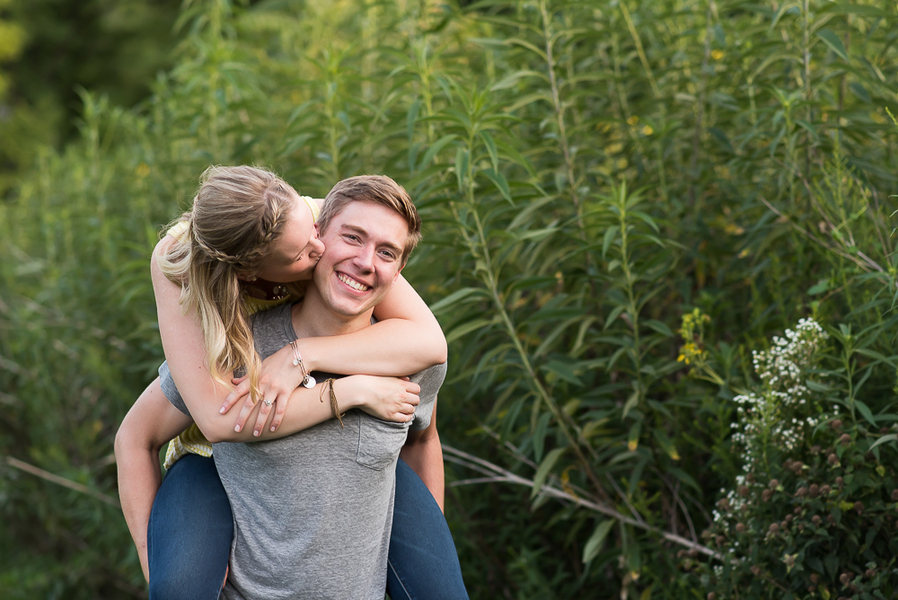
729, 319, 829, 459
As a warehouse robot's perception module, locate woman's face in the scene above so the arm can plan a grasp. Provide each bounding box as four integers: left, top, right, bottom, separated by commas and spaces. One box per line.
253, 195, 325, 283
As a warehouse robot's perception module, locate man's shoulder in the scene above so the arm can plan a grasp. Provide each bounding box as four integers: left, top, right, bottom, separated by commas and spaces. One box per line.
250, 302, 295, 358
408, 361, 447, 404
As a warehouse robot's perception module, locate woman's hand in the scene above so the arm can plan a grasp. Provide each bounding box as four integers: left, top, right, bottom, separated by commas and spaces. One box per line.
222, 344, 306, 436
335, 375, 421, 423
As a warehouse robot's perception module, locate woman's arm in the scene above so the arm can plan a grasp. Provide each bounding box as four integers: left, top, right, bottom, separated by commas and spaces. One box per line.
114, 377, 193, 582
221, 273, 447, 433
153, 237, 421, 441
304, 273, 448, 373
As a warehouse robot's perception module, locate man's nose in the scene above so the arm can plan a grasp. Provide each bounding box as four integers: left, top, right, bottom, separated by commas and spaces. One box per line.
353, 245, 375, 271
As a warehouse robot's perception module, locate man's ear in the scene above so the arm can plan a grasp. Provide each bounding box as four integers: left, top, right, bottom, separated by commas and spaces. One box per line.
392, 264, 404, 286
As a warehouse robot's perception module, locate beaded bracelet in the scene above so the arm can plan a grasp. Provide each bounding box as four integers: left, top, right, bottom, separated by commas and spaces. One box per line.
319, 378, 344, 429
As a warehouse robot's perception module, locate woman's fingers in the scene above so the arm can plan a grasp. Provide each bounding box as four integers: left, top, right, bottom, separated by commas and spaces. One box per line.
221, 378, 250, 414
233, 395, 257, 433
251, 395, 275, 436
267, 391, 290, 432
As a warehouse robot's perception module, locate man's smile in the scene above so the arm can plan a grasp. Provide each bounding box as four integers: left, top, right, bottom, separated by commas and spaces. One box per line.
337, 272, 370, 292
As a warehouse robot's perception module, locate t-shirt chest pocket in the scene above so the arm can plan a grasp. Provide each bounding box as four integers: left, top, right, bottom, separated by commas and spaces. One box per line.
356, 415, 410, 470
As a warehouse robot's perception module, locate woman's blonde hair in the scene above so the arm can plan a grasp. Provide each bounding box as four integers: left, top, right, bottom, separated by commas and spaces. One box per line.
157, 165, 303, 402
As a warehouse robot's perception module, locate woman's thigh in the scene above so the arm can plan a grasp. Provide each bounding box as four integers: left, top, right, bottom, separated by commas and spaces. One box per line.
147, 453, 232, 600
387, 458, 469, 600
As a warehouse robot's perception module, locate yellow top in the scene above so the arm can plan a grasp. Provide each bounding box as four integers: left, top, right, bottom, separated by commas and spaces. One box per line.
161, 196, 319, 470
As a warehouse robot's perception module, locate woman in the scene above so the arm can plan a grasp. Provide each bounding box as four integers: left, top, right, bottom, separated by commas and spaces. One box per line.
115, 165, 467, 599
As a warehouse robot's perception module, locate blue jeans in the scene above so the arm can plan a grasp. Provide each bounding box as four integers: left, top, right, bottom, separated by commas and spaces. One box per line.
147, 453, 232, 600
387, 458, 469, 600
146, 455, 467, 600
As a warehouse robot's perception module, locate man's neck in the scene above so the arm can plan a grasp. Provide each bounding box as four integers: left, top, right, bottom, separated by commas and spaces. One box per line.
291, 287, 374, 339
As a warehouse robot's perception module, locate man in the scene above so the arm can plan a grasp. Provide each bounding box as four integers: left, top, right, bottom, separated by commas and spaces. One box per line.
161, 175, 446, 599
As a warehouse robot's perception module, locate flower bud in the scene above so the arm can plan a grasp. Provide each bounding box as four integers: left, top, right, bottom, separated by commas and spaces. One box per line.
768, 479, 779, 490
768, 523, 780, 534
810, 574, 819, 584
762, 489, 772, 502
840, 433, 851, 445
831, 419, 843, 430
865, 569, 875, 579
809, 484, 819, 496
840, 572, 850, 586
854, 501, 864, 514
735, 523, 745, 533
828, 453, 839, 465
738, 485, 749, 497
892, 489, 898, 502
812, 515, 821, 526
835, 476, 844, 487
751, 565, 762, 577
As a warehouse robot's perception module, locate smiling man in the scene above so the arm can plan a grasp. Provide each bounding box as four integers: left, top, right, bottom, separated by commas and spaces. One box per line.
201, 175, 448, 600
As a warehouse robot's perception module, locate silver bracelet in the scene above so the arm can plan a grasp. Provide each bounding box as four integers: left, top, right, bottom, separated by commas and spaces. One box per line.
288, 340, 316, 389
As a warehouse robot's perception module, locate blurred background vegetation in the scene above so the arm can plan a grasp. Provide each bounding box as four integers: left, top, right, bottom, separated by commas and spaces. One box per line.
2, 0, 898, 598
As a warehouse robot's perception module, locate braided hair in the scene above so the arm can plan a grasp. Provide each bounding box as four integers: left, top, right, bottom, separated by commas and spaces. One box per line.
157, 165, 299, 402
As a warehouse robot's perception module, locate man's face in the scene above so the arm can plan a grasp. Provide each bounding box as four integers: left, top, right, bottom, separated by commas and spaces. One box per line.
313, 200, 409, 318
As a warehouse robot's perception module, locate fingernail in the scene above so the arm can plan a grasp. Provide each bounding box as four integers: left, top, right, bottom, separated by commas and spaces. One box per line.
270, 426, 276, 432
234, 425, 241, 432
220, 407, 226, 414
253, 429, 260, 437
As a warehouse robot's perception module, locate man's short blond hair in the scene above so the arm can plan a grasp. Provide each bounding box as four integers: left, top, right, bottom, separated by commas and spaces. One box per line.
318, 175, 422, 265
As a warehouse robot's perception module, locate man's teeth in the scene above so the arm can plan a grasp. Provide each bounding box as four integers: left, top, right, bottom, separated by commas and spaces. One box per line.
338, 273, 369, 291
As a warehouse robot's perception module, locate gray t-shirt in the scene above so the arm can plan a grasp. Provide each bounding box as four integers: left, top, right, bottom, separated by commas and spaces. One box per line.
159, 303, 445, 600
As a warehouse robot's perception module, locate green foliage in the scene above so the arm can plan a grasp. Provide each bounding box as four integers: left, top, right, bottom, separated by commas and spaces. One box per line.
1, 0, 898, 598
687, 319, 898, 599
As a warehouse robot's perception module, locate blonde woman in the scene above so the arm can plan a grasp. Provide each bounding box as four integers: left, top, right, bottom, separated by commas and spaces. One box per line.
115, 166, 466, 599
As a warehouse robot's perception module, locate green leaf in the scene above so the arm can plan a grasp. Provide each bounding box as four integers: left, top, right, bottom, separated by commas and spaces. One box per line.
652, 428, 680, 461
542, 359, 583, 386
429, 287, 487, 313
479, 130, 499, 172
622, 390, 640, 419
854, 399, 877, 426
816, 29, 848, 61
602, 227, 618, 258
446, 318, 494, 343
531, 447, 566, 498
808, 279, 830, 295
482, 168, 512, 203
868, 434, 897, 452
454, 147, 469, 191
582, 520, 615, 564
420, 134, 458, 170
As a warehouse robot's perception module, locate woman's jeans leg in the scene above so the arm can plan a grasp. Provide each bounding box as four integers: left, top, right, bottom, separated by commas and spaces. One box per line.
387, 458, 469, 600
147, 454, 232, 600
